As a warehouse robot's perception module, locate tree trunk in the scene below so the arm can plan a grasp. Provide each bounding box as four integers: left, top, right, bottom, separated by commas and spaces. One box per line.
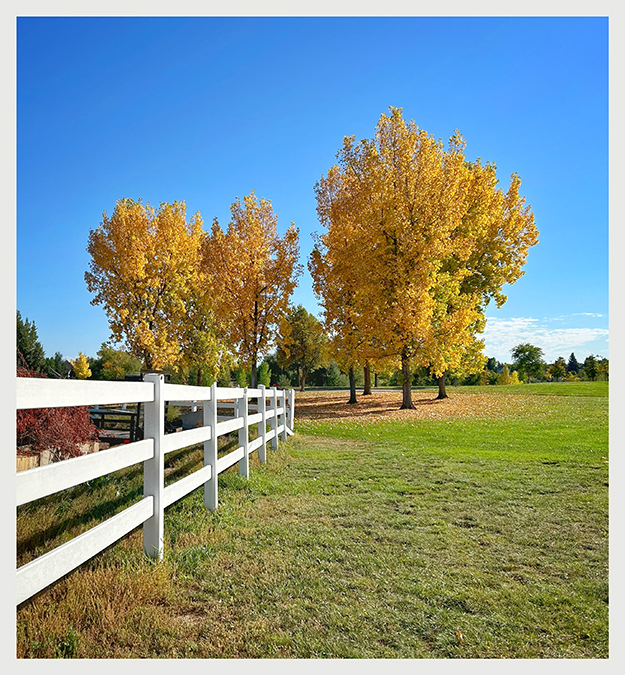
363, 362, 372, 395
374, 372, 379, 388
196, 366, 202, 387
348, 366, 357, 404
251, 361, 257, 389
436, 373, 448, 399
300, 368, 306, 392
400, 352, 415, 409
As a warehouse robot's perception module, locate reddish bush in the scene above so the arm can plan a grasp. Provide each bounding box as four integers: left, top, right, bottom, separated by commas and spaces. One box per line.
17, 366, 99, 462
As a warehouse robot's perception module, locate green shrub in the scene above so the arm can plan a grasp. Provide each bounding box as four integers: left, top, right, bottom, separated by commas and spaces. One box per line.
277, 374, 291, 388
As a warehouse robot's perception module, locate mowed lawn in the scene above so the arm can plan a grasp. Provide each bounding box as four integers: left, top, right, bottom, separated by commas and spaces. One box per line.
16, 382, 608, 658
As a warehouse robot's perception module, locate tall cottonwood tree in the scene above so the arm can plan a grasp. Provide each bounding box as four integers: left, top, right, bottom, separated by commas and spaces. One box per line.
426, 158, 538, 398
205, 191, 302, 388
312, 107, 538, 408
86, 199, 211, 370
177, 288, 233, 386
425, 292, 487, 399
309, 222, 372, 404
313, 109, 465, 408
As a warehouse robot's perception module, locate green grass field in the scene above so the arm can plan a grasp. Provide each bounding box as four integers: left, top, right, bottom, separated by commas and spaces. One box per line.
16, 381, 609, 658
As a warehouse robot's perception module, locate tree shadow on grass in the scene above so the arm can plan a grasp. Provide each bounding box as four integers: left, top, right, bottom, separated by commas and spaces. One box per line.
295, 393, 447, 420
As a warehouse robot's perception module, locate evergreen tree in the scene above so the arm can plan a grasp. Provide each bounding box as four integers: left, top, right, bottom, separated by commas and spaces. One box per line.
258, 361, 271, 387
44, 352, 71, 379
567, 352, 580, 373
324, 362, 349, 388
16, 311, 46, 371
486, 357, 501, 372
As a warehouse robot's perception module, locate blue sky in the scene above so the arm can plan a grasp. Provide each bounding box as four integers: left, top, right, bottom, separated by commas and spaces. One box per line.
15, 15, 609, 365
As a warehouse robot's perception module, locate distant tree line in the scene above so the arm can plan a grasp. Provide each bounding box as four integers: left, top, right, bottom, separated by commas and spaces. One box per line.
17, 310, 608, 392
506, 344, 608, 383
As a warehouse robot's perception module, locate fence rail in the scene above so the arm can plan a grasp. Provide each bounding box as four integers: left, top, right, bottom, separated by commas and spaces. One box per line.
16, 376, 295, 606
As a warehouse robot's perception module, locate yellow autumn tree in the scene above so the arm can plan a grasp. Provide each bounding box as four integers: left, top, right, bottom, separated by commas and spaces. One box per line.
205, 191, 302, 388
309, 207, 374, 403
70, 352, 91, 379
312, 107, 538, 408
85, 199, 208, 370
425, 159, 538, 398
313, 109, 464, 408
424, 284, 487, 398
176, 289, 234, 386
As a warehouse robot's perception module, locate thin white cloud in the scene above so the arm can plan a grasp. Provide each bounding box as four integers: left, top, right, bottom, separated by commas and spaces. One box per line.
572, 312, 604, 318
483, 316, 609, 362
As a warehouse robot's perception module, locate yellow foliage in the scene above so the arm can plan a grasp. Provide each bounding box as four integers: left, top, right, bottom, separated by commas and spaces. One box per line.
204, 191, 302, 384
498, 364, 512, 385
311, 107, 538, 393
175, 287, 234, 385
70, 352, 91, 379
85, 199, 209, 371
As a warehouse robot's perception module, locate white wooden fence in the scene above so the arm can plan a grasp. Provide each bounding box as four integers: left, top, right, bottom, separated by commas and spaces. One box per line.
16, 375, 295, 606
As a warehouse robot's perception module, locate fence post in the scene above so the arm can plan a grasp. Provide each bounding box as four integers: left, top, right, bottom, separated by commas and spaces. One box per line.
289, 388, 295, 432
238, 388, 249, 478
204, 382, 218, 511
258, 384, 267, 463
143, 373, 165, 560
280, 390, 288, 441
270, 386, 278, 450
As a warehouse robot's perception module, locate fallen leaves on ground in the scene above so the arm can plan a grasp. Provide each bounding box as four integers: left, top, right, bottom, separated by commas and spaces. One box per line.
293, 389, 554, 424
